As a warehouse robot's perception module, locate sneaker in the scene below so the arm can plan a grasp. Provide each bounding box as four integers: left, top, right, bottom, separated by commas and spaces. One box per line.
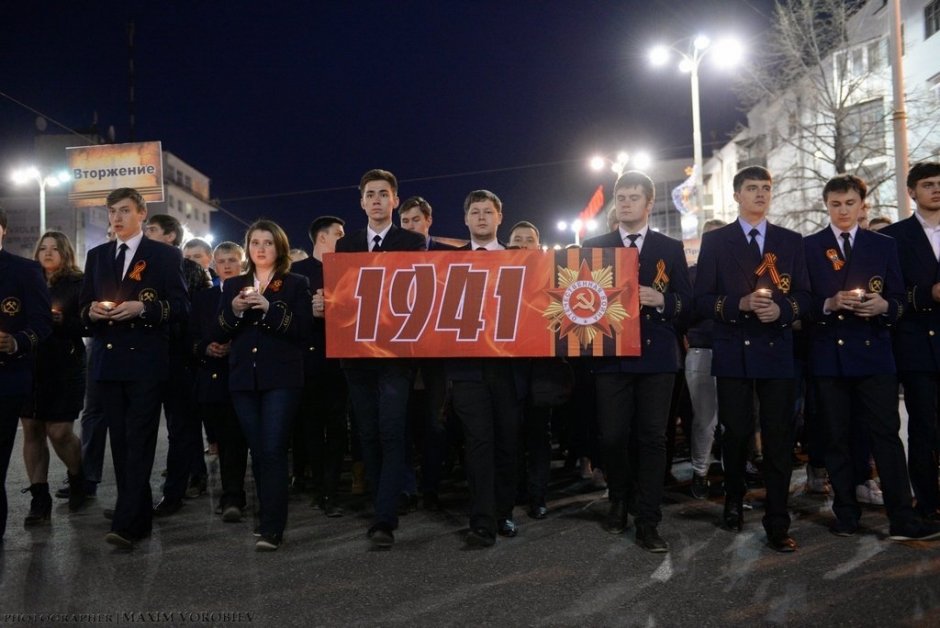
690, 474, 710, 500
255, 535, 281, 551
221, 505, 243, 523
805, 465, 830, 494
830, 519, 859, 537
856, 479, 884, 506
888, 520, 940, 542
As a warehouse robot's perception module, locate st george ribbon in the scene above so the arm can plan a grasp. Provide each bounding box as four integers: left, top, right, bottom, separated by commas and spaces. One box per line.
323, 248, 640, 358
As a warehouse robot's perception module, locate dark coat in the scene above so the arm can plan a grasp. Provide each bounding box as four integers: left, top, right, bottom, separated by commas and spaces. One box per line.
0, 249, 52, 396
693, 221, 811, 378
335, 224, 428, 253
189, 285, 229, 404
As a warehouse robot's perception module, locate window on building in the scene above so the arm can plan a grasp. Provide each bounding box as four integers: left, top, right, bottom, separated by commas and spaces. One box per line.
927, 1, 940, 39
930, 72, 940, 103
833, 37, 887, 84
842, 98, 886, 163
184, 175, 192, 189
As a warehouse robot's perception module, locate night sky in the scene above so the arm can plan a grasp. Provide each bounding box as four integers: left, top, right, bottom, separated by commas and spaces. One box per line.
0, 0, 775, 248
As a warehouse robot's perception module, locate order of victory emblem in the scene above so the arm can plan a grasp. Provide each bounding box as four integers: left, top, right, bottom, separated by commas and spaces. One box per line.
543, 260, 630, 348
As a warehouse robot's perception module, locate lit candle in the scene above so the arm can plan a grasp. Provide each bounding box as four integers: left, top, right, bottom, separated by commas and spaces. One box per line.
756, 288, 772, 298
853, 288, 865, 300
240, 286, 257, 297
99, 301, 116, 311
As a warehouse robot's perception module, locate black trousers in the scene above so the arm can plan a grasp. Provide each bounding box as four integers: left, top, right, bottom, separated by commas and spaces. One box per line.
0, 395, 25, 540
451, 362, 522, 533
100, 379, 163, 539
717, 377, 795, 533
202, 401, 247, 509
815, 375, 914, 526
898, 371, 940, 516
162, 359, 206, 501
297, 368, 348, 499
595, 372, 674, 527
522, 405, 552, 504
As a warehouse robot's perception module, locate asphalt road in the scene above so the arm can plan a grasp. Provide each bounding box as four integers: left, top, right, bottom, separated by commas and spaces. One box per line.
1, 411, 938, 627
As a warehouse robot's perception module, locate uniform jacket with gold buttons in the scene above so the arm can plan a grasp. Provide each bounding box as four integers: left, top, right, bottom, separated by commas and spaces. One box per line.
0, 249, 52, 395
79, 237, 189, 381
803, 227, 904, 377
214, 272, 312, 392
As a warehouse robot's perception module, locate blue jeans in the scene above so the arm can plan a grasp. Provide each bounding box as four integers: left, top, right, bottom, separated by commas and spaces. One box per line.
232, 388, 301, 538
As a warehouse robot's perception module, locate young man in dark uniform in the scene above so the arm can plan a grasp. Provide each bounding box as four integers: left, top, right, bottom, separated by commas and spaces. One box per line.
804, 174, 940, 541
335, 169, 426, 549
582, 171, 691, 553
80, 188, 189, 548
0, 208, 52, 542
694, 166, 810, 552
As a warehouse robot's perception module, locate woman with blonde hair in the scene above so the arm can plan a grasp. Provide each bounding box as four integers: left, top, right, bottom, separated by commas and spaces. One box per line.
21, 231, 87, 524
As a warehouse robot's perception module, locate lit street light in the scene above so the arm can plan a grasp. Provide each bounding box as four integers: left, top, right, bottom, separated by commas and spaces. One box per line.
10, 167, 71, 235
589, 150, 652, 177
649, 35, 743, 214
557, 217, 599, 246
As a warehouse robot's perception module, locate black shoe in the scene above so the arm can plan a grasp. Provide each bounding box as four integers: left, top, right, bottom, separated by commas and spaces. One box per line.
723, 499, 743, 532
605, 501, 628, 534
153, 498, 184, 517
767, 530, 797, 552
54, 477, 70, 500
67, 472, 88, 512
423, 492, 441, 511
367, 523, 395, 549
23, 484, 52, 526
690, 474, 710, 500
185, 475, 207, 499
398, 493, 419, 515
255, 534, 282, 551
497, 518, 518, 538
528, 503, 548, 520
830, 519, 858, 537
221, 505, 243, 523
104, 531, 134, 549
888, 519, 940, 541
636, 524, 669, 553
316, 496, 344, 518
465, 527, 496, 548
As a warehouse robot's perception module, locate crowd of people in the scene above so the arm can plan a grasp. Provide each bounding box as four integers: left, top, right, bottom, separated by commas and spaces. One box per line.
1, 162, 940, 555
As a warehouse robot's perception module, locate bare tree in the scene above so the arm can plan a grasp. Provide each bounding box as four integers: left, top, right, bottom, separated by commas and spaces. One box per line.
735, 0, 940, 231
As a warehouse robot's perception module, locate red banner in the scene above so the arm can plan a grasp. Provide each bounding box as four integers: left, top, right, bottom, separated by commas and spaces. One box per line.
324, 248, 640, 358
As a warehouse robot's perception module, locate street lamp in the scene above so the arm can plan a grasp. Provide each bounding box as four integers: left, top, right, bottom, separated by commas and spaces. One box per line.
589, 150, 652, 177
649, 35, 743, 214
557, 218, 599, 246
10, 167, 71, 235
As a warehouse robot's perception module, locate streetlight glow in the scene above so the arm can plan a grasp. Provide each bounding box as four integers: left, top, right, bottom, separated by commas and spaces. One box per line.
589, 156, 605, 171
712, 37, 744, 69
693, 35, 711, 51
10, 166, 72, 235
633, 151, 652, 170
586, 219, 598, 232
572, 219, 583, 232
678, 58, 693, 73
557, 220, 568, 231
649, 45, 670, 66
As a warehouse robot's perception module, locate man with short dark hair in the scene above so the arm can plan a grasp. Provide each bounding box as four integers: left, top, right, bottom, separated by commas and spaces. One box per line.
694, 166, 811, 552
582, 171, 691, 553
0, 208, 52, 542
80, 188, 189, 548
293, 215, 349, 517
144, 214, 211, 516
336, 169, 426, 549
399, 196, 457, 251
881, 161, 940, 522
804, 173, 940, 541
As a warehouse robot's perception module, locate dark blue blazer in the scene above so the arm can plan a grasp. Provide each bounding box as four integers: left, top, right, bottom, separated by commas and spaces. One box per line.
803, 227, 904, 377
881, 215, 940, 372
214, 272, 312, 392
290, 256, 335, 375
79, 237, 189, 382
335, 224, 428, 253
189, 285, 229, 404
693, 221, 810, 378
581, 229, 691, 374
0, 249, 52, 396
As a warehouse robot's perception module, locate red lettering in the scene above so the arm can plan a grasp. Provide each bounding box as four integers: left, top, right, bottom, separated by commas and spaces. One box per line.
435, 264, 487, 341
493, 266, 525, 341
388, 265, 436, 342
354, 267, 385, 341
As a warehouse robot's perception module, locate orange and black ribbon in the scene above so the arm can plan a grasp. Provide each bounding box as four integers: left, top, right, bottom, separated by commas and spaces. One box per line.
755, 252, 782, 289
652, 259, 669, 292
128, 260, 147, 281
826, 248, 844, 271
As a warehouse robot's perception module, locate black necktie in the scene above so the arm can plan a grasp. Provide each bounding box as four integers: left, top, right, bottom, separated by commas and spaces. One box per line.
114, 243, 128, 283
748, 228, 761, 263
372, 235, 383, 252
476, 246, 486, 251
626, 234, 640, 248
840, 232, 852, 262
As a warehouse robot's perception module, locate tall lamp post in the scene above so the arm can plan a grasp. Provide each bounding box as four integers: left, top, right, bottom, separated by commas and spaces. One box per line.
557, 218, 598, 246
589, 150, 652, 177
10, 167, 71, 235
649, 35, 743, 215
